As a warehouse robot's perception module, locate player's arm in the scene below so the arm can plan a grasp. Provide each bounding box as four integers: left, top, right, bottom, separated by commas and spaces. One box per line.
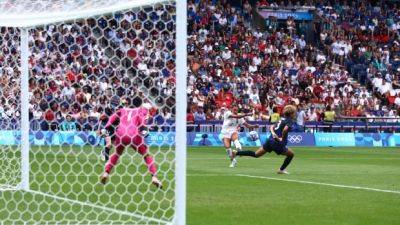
269, 124, 279, 140
260, 114, 269, 120
104, 110, 121, 130
96, 114, 105, 136
243, 121, 259, 129
229, 112, 252, 119
280, 125, 290, 142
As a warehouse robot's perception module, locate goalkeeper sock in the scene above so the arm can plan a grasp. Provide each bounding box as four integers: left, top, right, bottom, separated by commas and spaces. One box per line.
104, 147, 110, 162
105, 153, 120, 174
144, 155, 157, 176
280, 155, 293, 171
236, 150, 256, 157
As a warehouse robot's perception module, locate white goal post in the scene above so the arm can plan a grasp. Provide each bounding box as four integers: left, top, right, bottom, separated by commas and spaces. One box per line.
0, 0, 186, 224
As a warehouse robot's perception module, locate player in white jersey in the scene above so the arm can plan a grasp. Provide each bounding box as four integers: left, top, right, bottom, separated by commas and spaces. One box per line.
221, 105, 258, 167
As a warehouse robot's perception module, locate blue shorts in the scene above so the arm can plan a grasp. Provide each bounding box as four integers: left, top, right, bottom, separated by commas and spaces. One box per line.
262, 139, 288, 155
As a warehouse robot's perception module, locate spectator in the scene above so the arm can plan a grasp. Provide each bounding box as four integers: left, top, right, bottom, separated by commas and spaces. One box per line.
59, 115, 77, 131
193, 106, 206, 122
269, 106, 280, 124
296, 104, 307, 131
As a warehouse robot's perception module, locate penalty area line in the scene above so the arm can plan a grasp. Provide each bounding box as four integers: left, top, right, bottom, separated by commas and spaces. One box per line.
236, 174, 400, 195
25, 189, 170, 224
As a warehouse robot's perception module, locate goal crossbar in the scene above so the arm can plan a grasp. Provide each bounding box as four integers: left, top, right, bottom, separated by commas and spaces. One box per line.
0, 0, 168, 28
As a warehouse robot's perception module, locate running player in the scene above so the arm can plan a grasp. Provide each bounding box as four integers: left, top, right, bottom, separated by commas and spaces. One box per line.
232, 105, 296, 174
221, 104, 258, 167
100, 105, 162, 188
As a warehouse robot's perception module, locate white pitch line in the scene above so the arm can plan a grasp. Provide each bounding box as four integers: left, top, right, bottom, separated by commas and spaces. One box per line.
26, 189, 170, 224
236, 174, 400, 195
188, 157, 400, 160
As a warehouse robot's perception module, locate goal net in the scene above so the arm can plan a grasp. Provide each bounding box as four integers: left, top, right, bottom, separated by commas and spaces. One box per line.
0, 0, 186, 224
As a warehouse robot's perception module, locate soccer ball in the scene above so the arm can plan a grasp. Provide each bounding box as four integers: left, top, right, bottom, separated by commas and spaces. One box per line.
139, 126, 149, 137
249, 131, 259, 141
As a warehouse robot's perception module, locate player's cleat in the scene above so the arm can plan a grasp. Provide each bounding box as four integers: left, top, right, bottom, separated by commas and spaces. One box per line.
229, 158, 237, 168
152, 176, 163, 189
277, 170, 289, 174
100, 172, 109, 185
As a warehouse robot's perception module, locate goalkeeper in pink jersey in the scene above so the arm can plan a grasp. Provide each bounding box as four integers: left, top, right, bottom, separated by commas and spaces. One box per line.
100, 106, 162, 189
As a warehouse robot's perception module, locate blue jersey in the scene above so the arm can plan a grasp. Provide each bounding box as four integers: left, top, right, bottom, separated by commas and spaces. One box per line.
269, 117, 294, 145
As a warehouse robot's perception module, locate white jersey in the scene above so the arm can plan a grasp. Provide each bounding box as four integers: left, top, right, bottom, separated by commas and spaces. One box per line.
221, 110, 245, 137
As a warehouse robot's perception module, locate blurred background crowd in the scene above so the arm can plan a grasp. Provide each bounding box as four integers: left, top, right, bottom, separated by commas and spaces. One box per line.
0, 0, 399, 131
187, 0, 400, 125
0, 3, 176, 130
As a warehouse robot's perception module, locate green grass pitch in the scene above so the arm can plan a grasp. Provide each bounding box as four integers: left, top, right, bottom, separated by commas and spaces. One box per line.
0, 146, 175, 224
1, 146, 400, 224
187, 146, 400, 225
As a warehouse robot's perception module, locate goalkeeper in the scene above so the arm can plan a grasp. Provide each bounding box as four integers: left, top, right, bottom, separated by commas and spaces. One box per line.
100, 103, 162, 189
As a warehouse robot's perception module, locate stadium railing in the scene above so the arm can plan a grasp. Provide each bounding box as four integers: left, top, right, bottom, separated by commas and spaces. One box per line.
1, 117, 399, 133
188, 117, 400, 133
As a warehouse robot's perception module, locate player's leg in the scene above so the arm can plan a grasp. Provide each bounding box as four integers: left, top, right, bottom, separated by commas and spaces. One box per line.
231, 132, 242, 151
223, 137, 232, 159
277, 148, 294, 174
229, 132, 241, 167
133, 136, 162, 189
222, 136, 236, 167
101, 136, 112, 162
101, 140, 125, 184
233, 138, 270, 159
99, 136, 106, 161
233, 146, 267, 158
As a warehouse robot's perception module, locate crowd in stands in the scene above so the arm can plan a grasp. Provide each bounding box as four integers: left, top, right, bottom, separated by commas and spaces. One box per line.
0, 4, 176, 130
187, 0, 400, 124
1, 0, 400, 132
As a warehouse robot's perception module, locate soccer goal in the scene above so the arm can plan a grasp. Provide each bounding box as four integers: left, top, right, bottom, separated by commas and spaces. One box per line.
0, 0, 186, 224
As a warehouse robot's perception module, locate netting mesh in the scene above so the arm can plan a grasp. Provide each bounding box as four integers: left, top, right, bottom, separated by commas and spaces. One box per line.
0, 0, 168, 27
0, 0, 138, 13
0, 1, 176, 224
0, 26, 21, 189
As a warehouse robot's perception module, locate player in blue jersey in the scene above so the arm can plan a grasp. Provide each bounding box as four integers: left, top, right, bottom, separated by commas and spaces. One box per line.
231, 105, 297, 174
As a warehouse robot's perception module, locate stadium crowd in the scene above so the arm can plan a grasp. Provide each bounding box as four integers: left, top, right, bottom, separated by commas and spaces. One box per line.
187, 0, 400, 124
0, 4, 176, 130
0, 0, 399, 131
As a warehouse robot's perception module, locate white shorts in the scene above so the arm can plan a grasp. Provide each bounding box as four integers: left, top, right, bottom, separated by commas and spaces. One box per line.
221, 129, 238, 139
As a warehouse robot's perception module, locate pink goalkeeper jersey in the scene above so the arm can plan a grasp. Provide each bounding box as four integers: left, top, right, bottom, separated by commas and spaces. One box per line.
105, 107, 149, 138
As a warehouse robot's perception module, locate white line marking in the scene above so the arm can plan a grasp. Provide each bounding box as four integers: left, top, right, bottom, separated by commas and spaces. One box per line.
236, 174, 400, 194
0, 184, 18, 191
26, 189, 170, 224
187, 158, 271, 160
187, 174, 223, 177
188, 157, 400, 160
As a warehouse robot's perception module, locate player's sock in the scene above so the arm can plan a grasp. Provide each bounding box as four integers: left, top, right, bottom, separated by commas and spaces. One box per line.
144, 155, 157, 176
280, 155, 293, 171
236, 150, 256, 157
105, 153, 120, 174
226, 148, 232, 158
233, 139, 242, 150
104, 146, 110, 162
